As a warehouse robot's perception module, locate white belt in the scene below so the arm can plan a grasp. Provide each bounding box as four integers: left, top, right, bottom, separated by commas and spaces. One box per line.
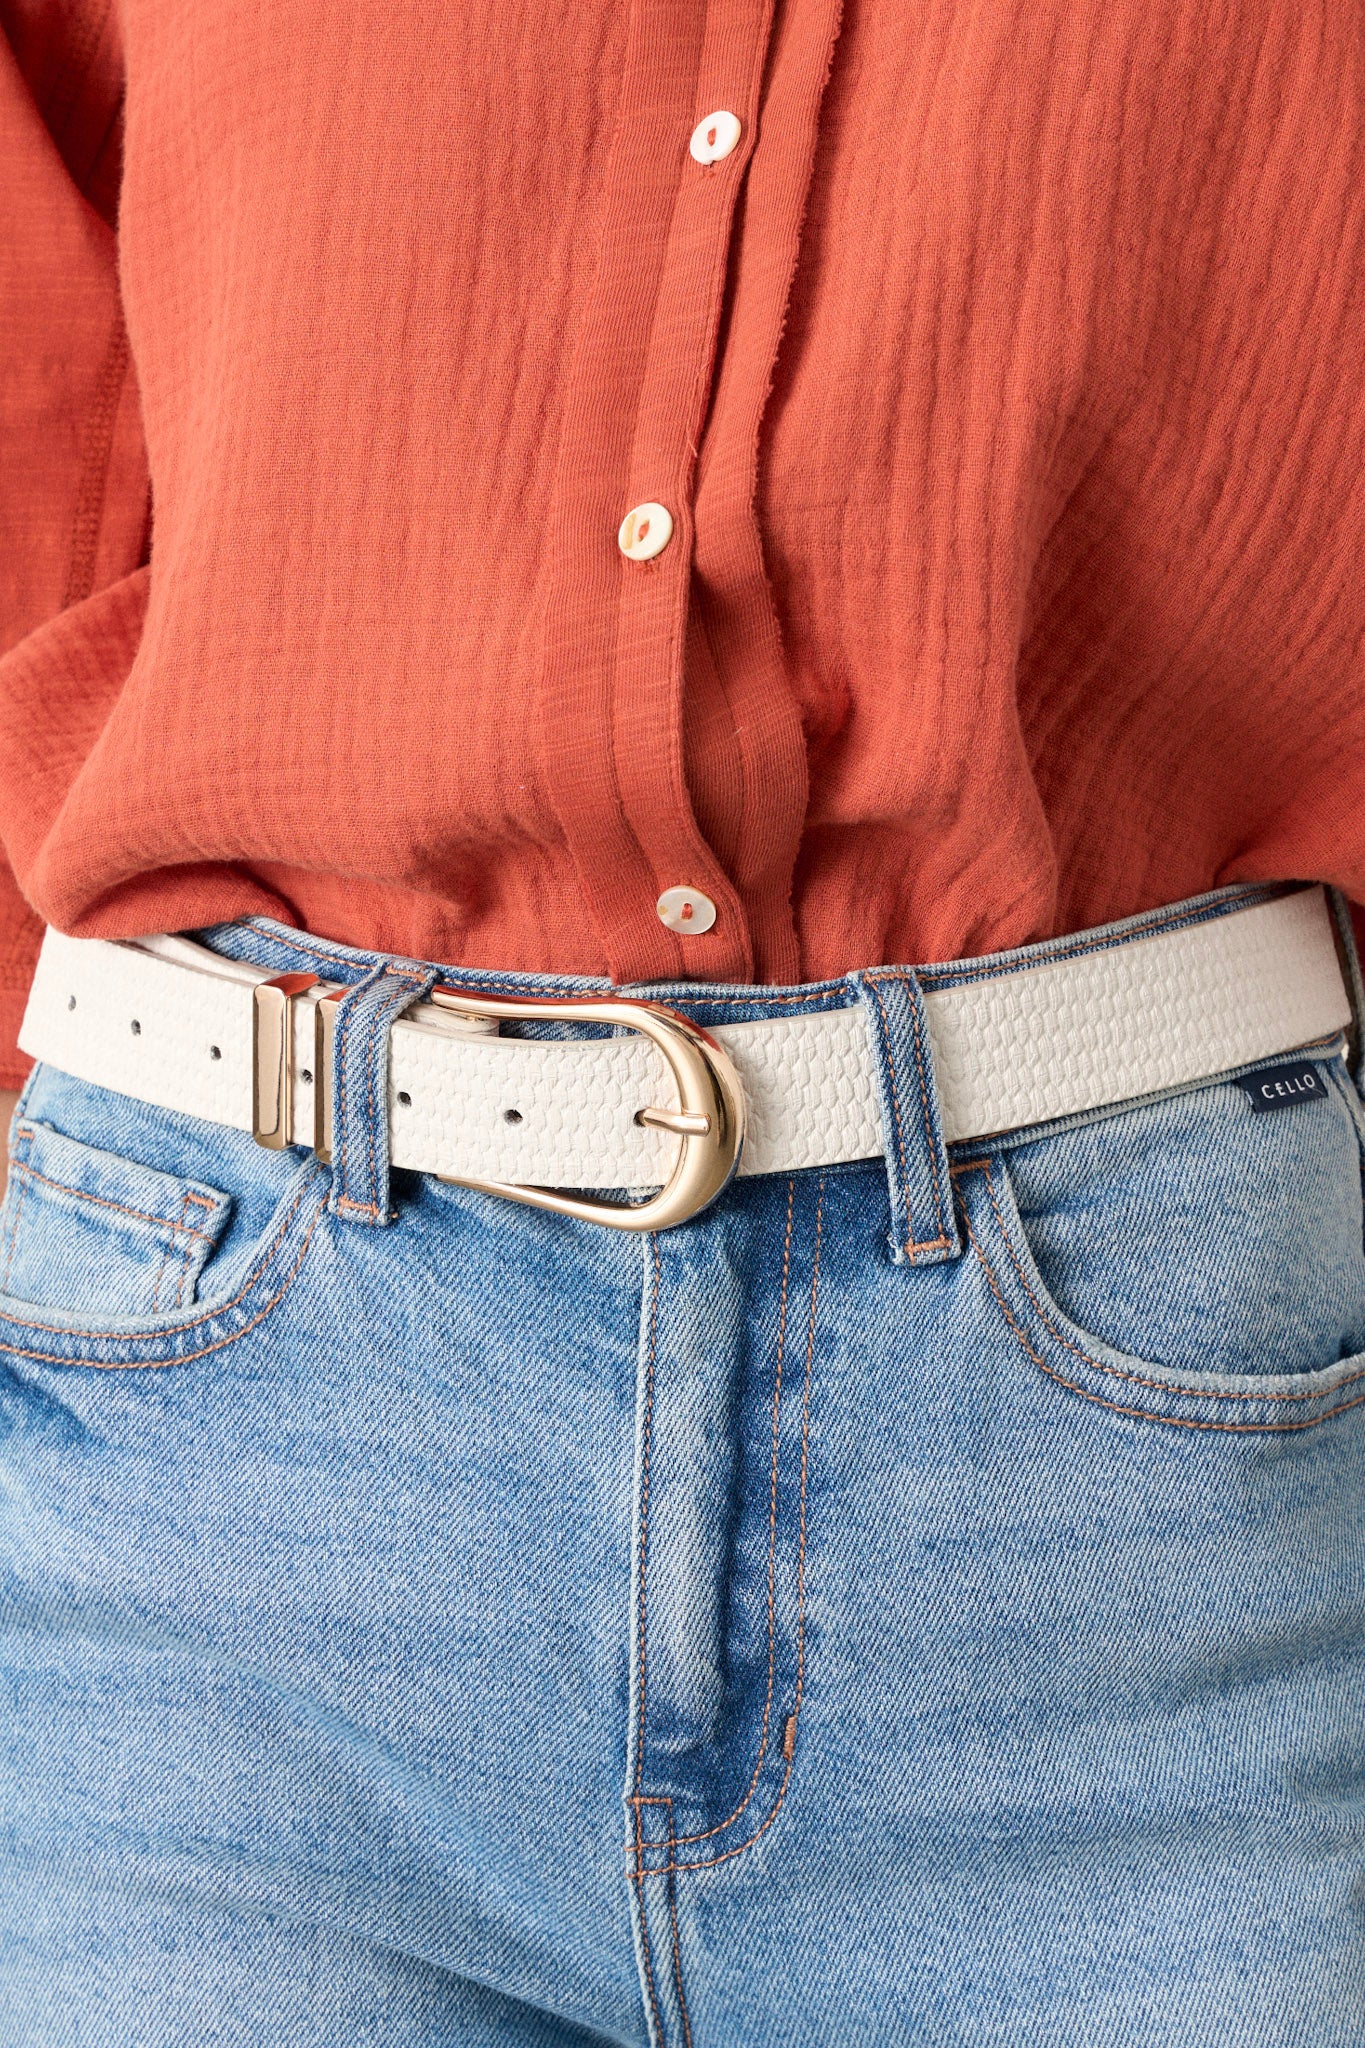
17, 889, 1352, 1228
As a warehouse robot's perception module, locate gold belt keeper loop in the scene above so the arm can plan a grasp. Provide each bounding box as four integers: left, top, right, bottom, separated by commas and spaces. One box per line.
251, 973, 319, 1150
312, 992, 344, 1163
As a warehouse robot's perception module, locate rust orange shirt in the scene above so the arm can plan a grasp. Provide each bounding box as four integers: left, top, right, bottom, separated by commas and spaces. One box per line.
2, 0, 1364, 1087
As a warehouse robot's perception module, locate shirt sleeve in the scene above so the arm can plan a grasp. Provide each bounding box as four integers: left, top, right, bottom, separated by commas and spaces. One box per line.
0, 0, 148, 1088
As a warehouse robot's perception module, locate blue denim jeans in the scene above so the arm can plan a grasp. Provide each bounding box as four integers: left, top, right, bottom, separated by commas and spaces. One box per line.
0, 887, 1363, 2045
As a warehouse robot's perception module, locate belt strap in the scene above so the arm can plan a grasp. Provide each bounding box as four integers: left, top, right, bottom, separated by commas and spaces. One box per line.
17, 889, 1352, 1189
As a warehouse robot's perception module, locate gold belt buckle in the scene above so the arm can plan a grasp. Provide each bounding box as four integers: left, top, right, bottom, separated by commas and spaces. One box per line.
427, 985, 745, 1231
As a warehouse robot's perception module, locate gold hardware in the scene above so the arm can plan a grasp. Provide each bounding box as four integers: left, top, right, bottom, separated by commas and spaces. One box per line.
252, 974, 318, 1149
635, 1106, 712, 1136
312, 993, 344, 1163
427, 985, 745, 1231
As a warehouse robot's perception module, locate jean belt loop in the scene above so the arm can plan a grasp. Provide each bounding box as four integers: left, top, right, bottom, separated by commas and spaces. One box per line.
849, 967, 963, 1267
323, 960, 438, 1226
1327, 887, 1365, 1088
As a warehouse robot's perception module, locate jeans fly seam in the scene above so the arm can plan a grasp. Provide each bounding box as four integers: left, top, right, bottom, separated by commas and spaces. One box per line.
960, 1173, 1365, 1431
630, 1794, 694, 2048
633, 1801, 665, 2046
634, 1240, 662, 1803
0, 1173, 321, 1345
669, 1854, 695, 2048
956, 1160, 1365, 1404
634, 1178, 825, 1878
663, 1177, 797, 1850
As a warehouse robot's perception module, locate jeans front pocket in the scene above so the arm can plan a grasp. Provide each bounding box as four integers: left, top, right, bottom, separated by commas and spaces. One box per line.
956, 1145, 1365, 1433
1, 1118, 233, 1317
0, 1064, 327, 1369
965, 1042, 1365, 1373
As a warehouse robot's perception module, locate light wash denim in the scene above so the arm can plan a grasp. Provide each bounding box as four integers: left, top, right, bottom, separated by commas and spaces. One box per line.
0, 885, 1362, 2045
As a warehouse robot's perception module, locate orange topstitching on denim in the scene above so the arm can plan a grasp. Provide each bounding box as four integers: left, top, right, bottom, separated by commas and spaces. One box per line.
0, 1172, 322, 1349
662, 1177, 796, 1850
956, 1162, 1365, 1431
632, 1800, 664, 2044
632, 1238, 662, 1810
630, 1177, 825, 1879
956, 1159, 1365, 1407
6, 1154, 221, 1243
669, 1850, 695, 2048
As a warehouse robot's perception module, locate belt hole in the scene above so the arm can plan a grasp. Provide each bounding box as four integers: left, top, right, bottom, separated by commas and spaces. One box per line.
66, 995, 76, 1011
503, 1108, 522, 1124
130, 1019, 141, 1036
397, 1090, 411, 1107
302, 1067, 314, 1085
209, 1044, 222, 1061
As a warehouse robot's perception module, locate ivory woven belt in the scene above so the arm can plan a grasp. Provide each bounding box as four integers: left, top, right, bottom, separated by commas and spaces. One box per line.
17, 887, 1354, 1232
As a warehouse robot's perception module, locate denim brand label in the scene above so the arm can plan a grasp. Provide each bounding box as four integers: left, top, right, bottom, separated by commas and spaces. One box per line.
1236, 1060, 1327, 1113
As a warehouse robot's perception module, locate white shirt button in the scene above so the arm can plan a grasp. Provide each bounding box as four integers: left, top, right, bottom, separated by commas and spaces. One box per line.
690, 110, 742, 165
656, 886, 717, 935
618, 502, 674, 562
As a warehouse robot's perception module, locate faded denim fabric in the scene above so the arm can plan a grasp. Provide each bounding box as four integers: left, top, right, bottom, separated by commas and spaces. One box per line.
0, 885, 1362, 2045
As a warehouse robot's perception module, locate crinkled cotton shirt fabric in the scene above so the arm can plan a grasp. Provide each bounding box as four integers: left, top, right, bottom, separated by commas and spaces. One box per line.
3, 0, 1365, 1085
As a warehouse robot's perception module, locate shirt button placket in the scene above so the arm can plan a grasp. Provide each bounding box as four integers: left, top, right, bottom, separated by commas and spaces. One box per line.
535, 2, 778, 985
607, 95, 750, 952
